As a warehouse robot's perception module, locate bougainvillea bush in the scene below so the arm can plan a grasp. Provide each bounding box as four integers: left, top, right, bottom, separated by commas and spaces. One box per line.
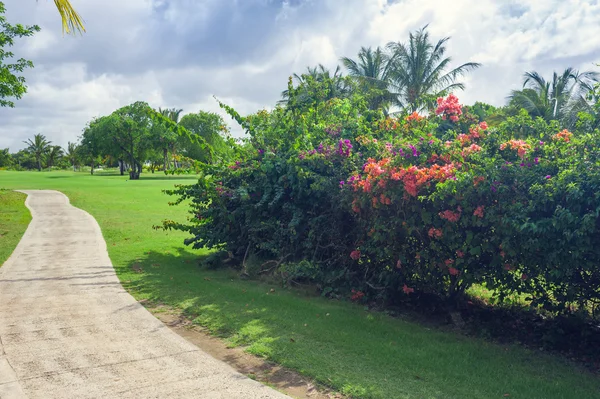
163, 83, 600, 317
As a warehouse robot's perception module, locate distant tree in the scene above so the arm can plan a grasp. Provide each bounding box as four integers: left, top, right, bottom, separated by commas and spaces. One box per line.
46, 145, 63, 169
0, 2, 40, 107
0, 148, 12, 168
156, 107, 183, 170
509, 68, 599, 128
386, 26, 481, 112
23, 133, 51, 171
179, 111, 231, 163
64, 141, 79, 171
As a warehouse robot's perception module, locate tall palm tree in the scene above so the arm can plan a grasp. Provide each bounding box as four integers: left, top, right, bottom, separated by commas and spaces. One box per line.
65, 141, 79, 171
509, 68, 599, 127
23, 133, 51, 171
46, 145, 64, 169
157, 107, 184, 169
386, 26, 481, 112
341, 46, 395, 112
36, 0, 85, 34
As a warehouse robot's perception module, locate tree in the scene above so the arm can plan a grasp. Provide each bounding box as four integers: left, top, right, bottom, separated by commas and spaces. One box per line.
0, 148, 11, 168
0, 2, 40, 107
280, 64, 352, 108
23, 133, 50, 171
65, 141, 79, 171
179, 111, 231, 163
509, 68, 599, 127
157, 107, 183, 170
386, 26, 481, 112
341, 46, 395, 112
46, 145, 63, 169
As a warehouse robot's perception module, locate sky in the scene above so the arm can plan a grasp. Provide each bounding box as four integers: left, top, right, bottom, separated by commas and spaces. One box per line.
1, 0, 599, 151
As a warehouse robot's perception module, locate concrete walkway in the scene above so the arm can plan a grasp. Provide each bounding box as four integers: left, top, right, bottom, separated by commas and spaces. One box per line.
0, 190, 290, 399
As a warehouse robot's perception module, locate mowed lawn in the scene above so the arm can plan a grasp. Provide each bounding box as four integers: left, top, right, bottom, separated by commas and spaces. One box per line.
0, 189, 31, 265
1, 170, 598, 399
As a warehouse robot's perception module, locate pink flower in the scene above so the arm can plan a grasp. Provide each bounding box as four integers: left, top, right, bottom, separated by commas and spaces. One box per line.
448, 267, 460, 276
444, 259, 454, 266
456, 250, 464, 258
403, 284, 415, 295
473, 205, 485, 218
350, 250, 361, 260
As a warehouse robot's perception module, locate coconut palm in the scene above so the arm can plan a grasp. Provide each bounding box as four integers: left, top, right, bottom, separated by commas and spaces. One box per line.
280, 64, 351, 107
341, 46, 395, 112
386, 26, 481, 112
23, 133, 51, 171
46, 145, 64, 169
509, 68, 599, 127
65, 141, 79, 171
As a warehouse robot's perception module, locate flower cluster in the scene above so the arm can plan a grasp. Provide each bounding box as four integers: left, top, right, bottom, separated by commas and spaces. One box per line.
350, 289, 365, 301
337, 139, 353, 157
500, 139, 531, 158
553, 129, 573, 143
325, 124, 342, 137
468, 122, 488, 139
439, 207, 462, 223
405, 111, 425, 122
435, 93, 462, 122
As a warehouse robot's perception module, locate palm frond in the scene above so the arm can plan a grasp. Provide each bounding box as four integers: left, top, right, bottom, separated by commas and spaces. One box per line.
47, 0, 86, 35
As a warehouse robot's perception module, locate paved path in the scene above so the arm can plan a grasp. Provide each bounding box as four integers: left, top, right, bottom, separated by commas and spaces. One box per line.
0, 190, 290, 399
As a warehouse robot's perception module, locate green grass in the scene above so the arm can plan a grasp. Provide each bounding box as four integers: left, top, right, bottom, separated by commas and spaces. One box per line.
1, 170, 598, 399
0, 189, 32, 265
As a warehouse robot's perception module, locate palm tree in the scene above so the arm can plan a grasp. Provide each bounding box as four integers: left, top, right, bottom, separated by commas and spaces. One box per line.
341, 46, 395, 112
509, 68, 599, 127
65, 141, 79, 171
386, 26, 481, 112
46, 145, 64, 169
280, 64, 351, 107
39, 0, 85, 34
23, 134, 51, 171
158, 107, 184, 169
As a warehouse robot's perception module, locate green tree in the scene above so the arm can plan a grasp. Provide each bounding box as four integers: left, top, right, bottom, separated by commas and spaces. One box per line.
46, 145, 63, 169
157, 107, 183, 170
23, 133, 50, 171
509, 68, 599, 127
386, 26, 481, 112
179, 111, 231, 163
64, 141, 79, 171
341, 46, 395, 112
0, 2, 40, 107
280, 64, 352, 109
0, 148, 11, 167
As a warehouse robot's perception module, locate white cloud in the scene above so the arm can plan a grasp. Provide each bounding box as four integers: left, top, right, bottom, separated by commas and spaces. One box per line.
1, 0, 599, 151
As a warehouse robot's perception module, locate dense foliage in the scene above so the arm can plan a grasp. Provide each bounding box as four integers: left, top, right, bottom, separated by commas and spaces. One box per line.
163, 71, 600, 319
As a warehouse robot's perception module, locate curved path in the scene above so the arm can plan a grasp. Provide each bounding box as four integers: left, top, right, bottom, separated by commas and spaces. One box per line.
0, 190, 290, 399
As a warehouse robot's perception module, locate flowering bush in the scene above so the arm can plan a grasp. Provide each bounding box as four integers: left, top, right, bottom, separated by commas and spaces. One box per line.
163, 89, 600, 317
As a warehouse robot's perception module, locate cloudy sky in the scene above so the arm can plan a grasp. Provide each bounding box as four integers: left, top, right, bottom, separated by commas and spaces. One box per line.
1, 0, 599, 151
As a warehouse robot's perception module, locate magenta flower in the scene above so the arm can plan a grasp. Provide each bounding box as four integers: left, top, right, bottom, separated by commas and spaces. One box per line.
545, 175, 552, 179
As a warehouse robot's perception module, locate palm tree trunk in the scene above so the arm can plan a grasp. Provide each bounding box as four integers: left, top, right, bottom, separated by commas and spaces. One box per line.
37, 158, 41, 172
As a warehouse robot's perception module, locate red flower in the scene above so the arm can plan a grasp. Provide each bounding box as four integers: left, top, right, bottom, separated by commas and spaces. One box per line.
456, 250, 465, 258
448, 267, 460, 276
350, 250, 361, 260
403, 284, 415, 295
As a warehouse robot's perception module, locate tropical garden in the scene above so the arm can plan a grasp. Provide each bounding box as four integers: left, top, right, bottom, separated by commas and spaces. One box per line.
2, 2, 600, 397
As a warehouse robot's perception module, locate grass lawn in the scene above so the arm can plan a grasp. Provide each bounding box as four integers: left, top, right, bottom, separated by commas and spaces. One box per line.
1, 170, 598, 399
0, 189, 31, 265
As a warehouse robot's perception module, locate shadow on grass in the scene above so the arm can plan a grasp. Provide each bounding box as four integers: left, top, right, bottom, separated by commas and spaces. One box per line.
137, 175, 200, 181
113, 249, 600, 399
